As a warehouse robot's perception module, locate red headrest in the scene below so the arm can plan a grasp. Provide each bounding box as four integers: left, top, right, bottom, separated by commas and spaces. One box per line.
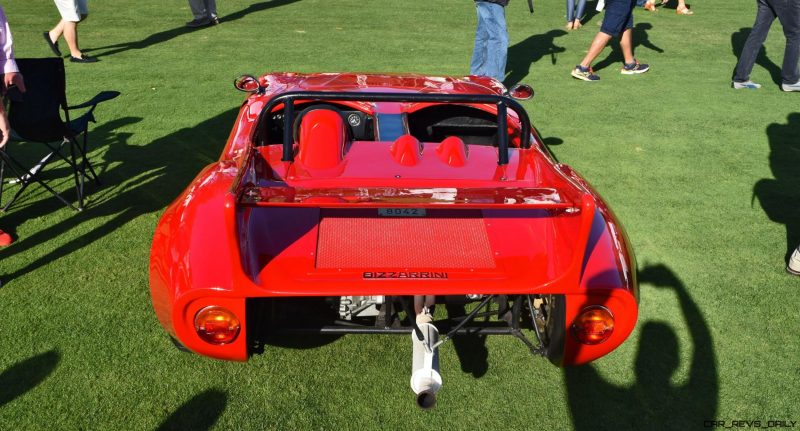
297, 109, 347, 169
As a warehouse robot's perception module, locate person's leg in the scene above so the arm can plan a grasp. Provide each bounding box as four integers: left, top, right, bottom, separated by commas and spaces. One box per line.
470, 3, 491, 77
205, 0, 218, 19
484, 3, 508, 82
579, 32, 613, 67
574, 0, 587, 26
771, 0, 800, 85
676, 0, 693, 13
49, 0, 82, 41
62, 20, 81, 57
733, 0, 777, 83
48, 19, 65, 42
579, 0, 629, 67
567, 0, 576, 26
617, 0, 649, 73
619, 28, 635, 64
188, 0, 208, 21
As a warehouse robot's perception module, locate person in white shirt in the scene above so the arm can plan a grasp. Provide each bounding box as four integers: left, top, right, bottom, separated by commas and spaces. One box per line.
0, 5, 25, 247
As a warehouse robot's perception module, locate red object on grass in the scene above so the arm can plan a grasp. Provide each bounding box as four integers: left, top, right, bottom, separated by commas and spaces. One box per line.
0, 229, 12, 246
149, 73, 638, 369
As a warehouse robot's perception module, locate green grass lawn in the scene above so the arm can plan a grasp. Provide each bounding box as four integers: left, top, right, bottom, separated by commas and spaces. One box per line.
1, 0, 798, 429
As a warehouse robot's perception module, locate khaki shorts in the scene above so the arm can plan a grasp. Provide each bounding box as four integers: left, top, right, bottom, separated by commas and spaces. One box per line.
54, 0, 88, 22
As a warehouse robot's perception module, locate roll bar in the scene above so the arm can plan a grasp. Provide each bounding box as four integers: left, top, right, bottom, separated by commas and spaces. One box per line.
254, 91, 532, 166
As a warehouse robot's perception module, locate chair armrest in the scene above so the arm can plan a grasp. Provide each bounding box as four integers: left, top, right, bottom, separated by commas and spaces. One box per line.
65, 91, 120, 110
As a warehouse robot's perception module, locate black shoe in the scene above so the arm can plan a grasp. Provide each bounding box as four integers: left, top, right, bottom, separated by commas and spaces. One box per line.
43, 32, 62, 57
185, 17, 211, 27
70, 54, 98, 63
210, 16, 220, 25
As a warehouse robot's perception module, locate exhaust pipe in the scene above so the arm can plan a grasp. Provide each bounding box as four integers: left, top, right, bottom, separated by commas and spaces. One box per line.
410, 311, 441, 409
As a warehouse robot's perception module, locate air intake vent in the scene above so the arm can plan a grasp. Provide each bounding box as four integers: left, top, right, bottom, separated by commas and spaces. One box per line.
316, 215, 496, 269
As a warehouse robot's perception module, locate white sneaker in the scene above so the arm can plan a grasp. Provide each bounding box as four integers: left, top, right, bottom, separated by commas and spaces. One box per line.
781, 80, 800, 92
732, 80, 761, 89
788, 247, 800, 276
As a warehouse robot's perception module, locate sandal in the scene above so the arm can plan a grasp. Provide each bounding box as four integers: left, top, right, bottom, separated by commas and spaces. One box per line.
644, 1, 657, 11
572, 19, 582, 29
566, 21, 574, 30
676, 6, 694, 14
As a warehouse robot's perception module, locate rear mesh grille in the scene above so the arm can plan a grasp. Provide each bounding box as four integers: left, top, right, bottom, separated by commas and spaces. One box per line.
316, 217, 496, 269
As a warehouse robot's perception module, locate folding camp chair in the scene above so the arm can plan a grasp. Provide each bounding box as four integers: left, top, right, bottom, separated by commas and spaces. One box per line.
0, 57, 119, 211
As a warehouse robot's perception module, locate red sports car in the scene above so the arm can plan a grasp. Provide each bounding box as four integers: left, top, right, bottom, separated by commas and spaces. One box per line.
149, 72, 638, 408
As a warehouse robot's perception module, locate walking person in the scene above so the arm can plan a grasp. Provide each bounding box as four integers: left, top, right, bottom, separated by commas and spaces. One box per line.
732, 0, 800, 91
567, 0, 588, 29
0, 5, 25, 247
44, 0, 97, 63
186, 0, 219, 27
470, 0, 509, 83
571, 0, 650, 81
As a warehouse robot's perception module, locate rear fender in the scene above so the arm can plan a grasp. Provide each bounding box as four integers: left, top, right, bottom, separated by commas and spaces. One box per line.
149, 161, 248, 360
548, 206, 638, 366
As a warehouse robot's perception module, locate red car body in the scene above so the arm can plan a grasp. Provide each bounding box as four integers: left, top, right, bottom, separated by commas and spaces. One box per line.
149, 72, 638, 368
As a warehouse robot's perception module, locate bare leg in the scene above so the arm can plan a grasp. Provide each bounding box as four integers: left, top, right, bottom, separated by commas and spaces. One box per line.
579, 32, 613, 67
676, 0, 693, 14
48, 20, 65, 43
50, 20, 83, 57
61, 21, 82, 57
619, 28, 635, 64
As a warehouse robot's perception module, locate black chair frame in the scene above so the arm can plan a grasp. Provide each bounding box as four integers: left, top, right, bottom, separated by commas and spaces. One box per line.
0, 57, 119, 211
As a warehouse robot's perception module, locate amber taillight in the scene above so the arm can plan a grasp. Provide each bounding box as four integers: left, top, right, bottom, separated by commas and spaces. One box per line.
194, 306, 241, 345
571, 305, 614, 345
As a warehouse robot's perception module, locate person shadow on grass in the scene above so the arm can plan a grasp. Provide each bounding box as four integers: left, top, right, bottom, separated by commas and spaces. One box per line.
565, 263, 718, 430
0, 108, 239, 285
591, 23, 663, 72
0, 350, 60, 408
156, 389, 227, 431
730, 27, 783, 86
88, 0, 301, 58
753, 113, 800, 266
504, 30, 568, 87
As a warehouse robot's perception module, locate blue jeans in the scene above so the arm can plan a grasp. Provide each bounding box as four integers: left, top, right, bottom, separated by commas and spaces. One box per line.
567, 0, 588, 23
470, 2, 508, 82
734, 0, 800, 84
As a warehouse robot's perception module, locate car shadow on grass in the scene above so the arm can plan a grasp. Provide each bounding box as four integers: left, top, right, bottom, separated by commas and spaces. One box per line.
0, 350, 60, 408
565, 263, 718, 430
592, 23, 664, 72
445, 303, 489, 378
504, 30, 568, 87
753, 113, 800, 264
0, 108, 240, 285
156, 389, 227, 431
730, 27, 782, 87
87, 0, 302, 58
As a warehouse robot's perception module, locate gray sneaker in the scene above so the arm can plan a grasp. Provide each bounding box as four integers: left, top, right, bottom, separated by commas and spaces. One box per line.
781, 80, 800, 92
788, 247, 800, 276
732, 80, 761, 89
